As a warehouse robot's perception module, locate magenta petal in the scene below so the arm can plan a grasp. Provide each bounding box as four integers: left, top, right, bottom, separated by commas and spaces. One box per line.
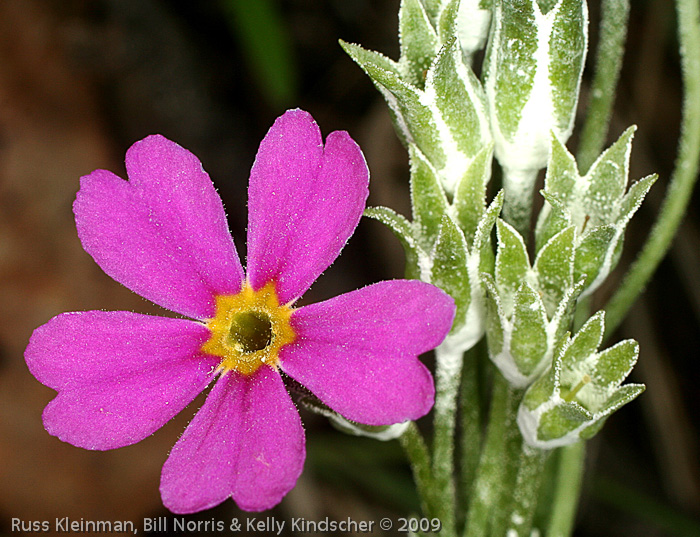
74, 135, 244, 319
24, 311, 218, 450
160, 368, 305, 514
247, 109, 369, 304
280, 280, 455, 425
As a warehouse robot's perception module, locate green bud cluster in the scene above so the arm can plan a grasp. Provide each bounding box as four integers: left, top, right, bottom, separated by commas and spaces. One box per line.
342, 0, 491, 195
482, 128, 652, 440
482, 219, 583, 387
518, 311, 644, 448
344, 0, 503, 354
344, 0, 650, 447
537, 128, 657, 298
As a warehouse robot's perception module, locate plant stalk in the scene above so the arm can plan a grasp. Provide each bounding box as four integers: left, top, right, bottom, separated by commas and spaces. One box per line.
604, 0, 700, 337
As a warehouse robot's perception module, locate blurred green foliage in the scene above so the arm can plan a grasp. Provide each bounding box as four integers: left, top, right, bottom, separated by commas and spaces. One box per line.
220, 0, 298, 107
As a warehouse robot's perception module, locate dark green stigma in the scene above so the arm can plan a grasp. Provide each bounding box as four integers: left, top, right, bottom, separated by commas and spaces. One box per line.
228, 311, 273, 353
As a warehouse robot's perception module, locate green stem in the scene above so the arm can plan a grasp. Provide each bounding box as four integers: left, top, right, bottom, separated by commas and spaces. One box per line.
546, 442, 587, 537
544, 300, 590, 536
432, 342, 464, 536
458, 342, 486, 528
604, 0, 700, 338
506, 446, 549, 537
399, 422, 439, 521
464, 375, 522, 537
488, 394, 524, 537
576, 0, 631, 174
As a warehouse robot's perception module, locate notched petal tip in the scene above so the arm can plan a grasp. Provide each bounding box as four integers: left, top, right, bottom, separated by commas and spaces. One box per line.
25, 311, 216, 450
247, 110, 370, 304
160, 370, 305, 514
73, 132, 244, 318
322, 129, 370, 194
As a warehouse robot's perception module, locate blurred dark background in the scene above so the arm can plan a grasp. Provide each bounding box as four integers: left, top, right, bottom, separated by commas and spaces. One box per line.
0, 0, 697, 535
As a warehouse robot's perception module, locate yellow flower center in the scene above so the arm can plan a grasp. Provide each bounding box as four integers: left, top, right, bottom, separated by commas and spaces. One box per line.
202, 281, 296, 375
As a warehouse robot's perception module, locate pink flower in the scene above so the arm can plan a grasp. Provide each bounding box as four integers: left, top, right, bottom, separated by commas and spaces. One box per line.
24, 109, 455, 513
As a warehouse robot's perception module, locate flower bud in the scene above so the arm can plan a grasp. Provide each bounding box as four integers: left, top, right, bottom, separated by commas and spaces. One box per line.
518, 311, 645, 449
482, 220, 582, 388
484, 0, 588, 227
536, 128, 657, 298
